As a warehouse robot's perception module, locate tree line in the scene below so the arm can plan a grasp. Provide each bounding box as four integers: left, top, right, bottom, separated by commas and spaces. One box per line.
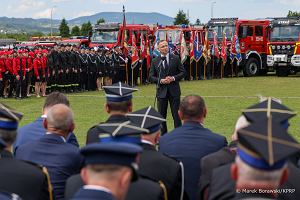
1, 11, 299, 42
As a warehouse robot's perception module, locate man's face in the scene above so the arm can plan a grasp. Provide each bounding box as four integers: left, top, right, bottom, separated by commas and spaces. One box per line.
158, 41, 168, 55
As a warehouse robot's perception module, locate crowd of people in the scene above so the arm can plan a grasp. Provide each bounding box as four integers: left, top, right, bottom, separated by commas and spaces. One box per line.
0, 44, 133, 99
0, 80, 299, 200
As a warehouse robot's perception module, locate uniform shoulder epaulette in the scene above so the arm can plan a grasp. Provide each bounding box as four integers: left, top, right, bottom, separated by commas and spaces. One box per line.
22, 161, 53, 200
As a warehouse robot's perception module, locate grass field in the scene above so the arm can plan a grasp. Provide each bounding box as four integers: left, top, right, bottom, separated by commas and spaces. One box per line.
2, 75, 300, 146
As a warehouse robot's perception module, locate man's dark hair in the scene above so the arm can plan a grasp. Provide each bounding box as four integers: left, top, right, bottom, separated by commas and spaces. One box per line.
0, 129, 17, 145
157, 40, 167, 46
107, 100, 132, 113
179, 95, 206, 120
43, 92, 70, 110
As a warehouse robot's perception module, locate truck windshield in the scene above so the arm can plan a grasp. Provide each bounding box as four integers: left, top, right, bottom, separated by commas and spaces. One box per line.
270, 25, 300, 42
208, 25, 235, 40
155, 30, 181, 45
91, 30, 118, 43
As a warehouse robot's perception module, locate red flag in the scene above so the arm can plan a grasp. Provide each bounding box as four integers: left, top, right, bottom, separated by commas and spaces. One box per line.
189, 31, 195, 63
120, 6, 128, 57
202, 29, 211, 65
146, 37, 151, 68
220, 32, 227, 63
140, 33, 146, 59
131, 34, 139, 67
213, 31, 220, 58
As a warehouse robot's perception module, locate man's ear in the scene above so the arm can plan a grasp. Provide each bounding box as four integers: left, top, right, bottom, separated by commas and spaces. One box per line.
69, 123, 75, 133
43, 119, 48, 129
203, 107, 207, 118
80, 168, 88, 184
128, 102, 133, 113
178, 110, 184, 121
105, 103, 110, 114
120, 168, 132, 188
279, 167, 289, 186
231, 163, 238, 181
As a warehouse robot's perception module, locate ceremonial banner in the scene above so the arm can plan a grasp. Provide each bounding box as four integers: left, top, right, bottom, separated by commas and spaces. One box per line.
180, 33, 189, 64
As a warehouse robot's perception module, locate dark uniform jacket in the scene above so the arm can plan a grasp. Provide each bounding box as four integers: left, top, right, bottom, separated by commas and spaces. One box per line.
139, 142, 187, 200
198, 141, 237, 200
65, 174, 165, 200
149, 53, 185, 98
86, 115, 130, 144
15, 134, 82, 200
0, 151, 51, 200
71, 188, 116, 200
159, 121, 227, 200
208, 161, 300, 200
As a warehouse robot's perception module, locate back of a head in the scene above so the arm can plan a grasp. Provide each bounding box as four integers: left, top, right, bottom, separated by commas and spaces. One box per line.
179, 95, 206, 121
46, 104, 74, 133
106, 100, 132, 114
43, 92, 70, 110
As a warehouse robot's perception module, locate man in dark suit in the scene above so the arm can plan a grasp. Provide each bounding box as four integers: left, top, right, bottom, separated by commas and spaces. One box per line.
159, 95, 227, 200
127, 106, 187, 200
15, 104, 82, 200
0, 103, 52, 200
71, 142, 142, 200
149, 40, 185, 134
14, 92, 79, 152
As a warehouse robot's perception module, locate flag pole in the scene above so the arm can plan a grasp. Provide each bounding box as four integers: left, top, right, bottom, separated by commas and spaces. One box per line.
125, 62, 128, 84
204, 61, 206, 80
212, 56, 214, 79
196, 61, 198, 80
231, 61, 234, 77
189, 60, 192, 80
140, 60, 143, 85
131, 64, 134, 86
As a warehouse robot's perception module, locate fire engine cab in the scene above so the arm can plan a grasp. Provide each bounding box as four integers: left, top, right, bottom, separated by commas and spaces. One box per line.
208, 18, 270, 76
89, 23, 153, 49
267, 17, 300, 76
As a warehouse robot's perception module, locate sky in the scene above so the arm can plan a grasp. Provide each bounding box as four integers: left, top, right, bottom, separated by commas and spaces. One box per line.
1, 0, 300, 24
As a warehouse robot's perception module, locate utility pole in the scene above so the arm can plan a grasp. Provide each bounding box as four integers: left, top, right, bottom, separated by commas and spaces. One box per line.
211, 1, 216, 18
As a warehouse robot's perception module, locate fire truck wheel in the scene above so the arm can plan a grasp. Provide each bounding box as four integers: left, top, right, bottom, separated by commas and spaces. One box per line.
244, 58, 259, 77
276, 67, 289, 77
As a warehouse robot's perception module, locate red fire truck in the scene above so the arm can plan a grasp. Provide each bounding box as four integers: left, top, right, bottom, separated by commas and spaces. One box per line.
208, 18, 270, 76
267, 17, 300, 76
89, 23, 153, 49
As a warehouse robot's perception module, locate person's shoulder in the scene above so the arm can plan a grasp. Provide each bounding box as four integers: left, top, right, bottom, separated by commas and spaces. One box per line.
170, 53, 180, 60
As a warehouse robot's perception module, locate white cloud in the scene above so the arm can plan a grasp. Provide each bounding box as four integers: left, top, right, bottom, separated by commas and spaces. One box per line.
33, 8, 52, 18
276, 0, 300, 6
99, 0, 125, 4
51, 0, 71, 2
169, 0, 206, 2
15, 0, 45, 13
73, 11, 97, 18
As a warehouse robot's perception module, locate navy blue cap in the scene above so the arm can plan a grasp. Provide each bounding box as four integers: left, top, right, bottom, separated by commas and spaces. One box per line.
0, 191, 22, 200
242, 97, 296, 123
0, 103, 23, 130
81, 142, 142, 181
103, 82, 138, 102
237, 116, 300, 170
98, 121, 149, 144
0, 138, 6, 150
126, 106, 166, 133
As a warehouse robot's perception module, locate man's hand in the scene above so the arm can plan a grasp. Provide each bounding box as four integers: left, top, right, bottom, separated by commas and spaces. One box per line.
160, 78, 171, 84
166, 76, 175, 82
16, 75, 20, 81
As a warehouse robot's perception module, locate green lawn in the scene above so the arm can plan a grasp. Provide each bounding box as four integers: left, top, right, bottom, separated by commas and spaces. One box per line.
3, 75, 300, 146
